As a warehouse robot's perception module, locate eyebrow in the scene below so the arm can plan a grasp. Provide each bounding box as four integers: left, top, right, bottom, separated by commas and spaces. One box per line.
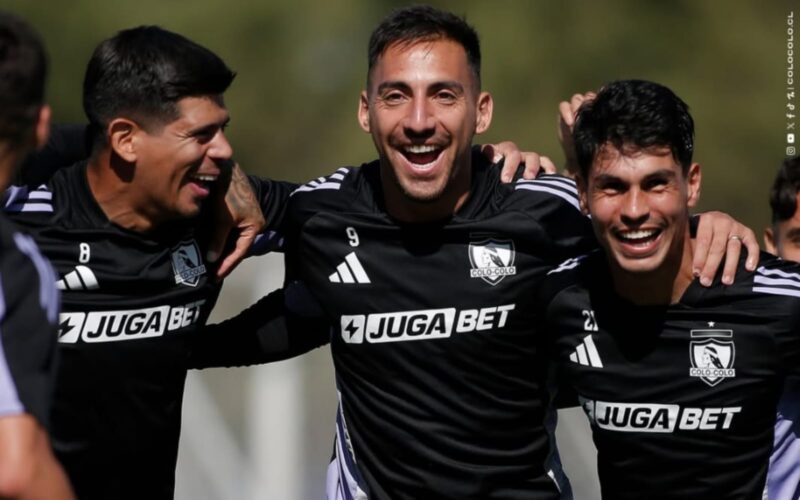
784, 227, 800, 241
593, 169, 677, 184
376, 80, 465, 94
376, 81, 410, 94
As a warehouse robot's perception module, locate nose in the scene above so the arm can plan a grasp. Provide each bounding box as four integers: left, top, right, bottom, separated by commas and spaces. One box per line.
402, 97, 436, 138
619, 188, 649, 226
208, 130, 233, 161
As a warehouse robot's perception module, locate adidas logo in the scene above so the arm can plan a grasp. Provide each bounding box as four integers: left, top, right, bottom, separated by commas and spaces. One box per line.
569, 334, 604, 368
329, 252, 371, 284
56, 265, 99, 291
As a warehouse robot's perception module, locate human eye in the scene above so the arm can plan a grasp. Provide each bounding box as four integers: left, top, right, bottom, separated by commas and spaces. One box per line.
381, 91, 407, 105
435, 90, 458, 103
596, 179, 625, 195
193, 127, 219, 144
643, 176, 670, 192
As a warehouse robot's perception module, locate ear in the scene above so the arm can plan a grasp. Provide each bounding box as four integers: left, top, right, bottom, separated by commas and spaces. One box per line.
686, 163, 701, 208
108, 118, 139, 163
576, 174, 589, 215
34, 105, 51, 150
358, 91, 370, 133
764, 226, 778, 255
475, 91, 493, 134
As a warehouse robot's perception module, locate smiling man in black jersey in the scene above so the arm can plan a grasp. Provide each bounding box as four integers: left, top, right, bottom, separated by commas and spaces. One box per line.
2, 26, 295, 500
541, 79, 800, 499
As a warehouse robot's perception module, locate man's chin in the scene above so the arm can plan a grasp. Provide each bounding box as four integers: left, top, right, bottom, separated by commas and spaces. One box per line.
611, 255, 666, 276
397, 178, 446, 204
177, 202, 204, 220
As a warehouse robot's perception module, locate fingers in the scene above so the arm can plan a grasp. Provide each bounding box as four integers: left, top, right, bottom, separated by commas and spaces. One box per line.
215, 230, 256, 280
693, 213, 727, 286
206, 231, 226, 266
741, 228, 760, 271
206, 185, 232, 265
718, 225, 760, 284
558, 100, 577, 131
483, 141, 520, 164
693, 211, 760, 286
538, 155, 557, 174
558, 92, 596, 131
558, 93, 596, 177
210, 162, 265, 279
517, 153, 557, 178
484, 141, 554, 182
517, 152, 539, 179
499, 147, 522, 183
719, 230, 759, 284
731, 225, 760, 272
720, 236, 742, 286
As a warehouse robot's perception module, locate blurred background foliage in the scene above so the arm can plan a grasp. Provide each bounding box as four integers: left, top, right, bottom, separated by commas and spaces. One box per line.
6, 0, 793, 233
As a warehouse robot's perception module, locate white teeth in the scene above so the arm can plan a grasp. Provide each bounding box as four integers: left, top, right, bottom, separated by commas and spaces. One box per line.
404, 144, 437, 154
619, 229, 657, 241
408, 159, 436, 171
191, 174, 217, 182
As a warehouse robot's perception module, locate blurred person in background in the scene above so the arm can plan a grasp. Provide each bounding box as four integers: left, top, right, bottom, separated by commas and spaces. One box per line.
762, 156, 800, 500
0, 10, 75, 499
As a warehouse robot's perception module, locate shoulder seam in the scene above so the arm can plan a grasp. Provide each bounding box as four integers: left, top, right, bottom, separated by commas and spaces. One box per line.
3, 185, 53, 213
291, 168, 351, 196
752, 265, 800, 298
513, 175, 580, 211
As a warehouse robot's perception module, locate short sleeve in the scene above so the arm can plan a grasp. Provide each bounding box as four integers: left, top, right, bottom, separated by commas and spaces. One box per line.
511, 175, 596, 263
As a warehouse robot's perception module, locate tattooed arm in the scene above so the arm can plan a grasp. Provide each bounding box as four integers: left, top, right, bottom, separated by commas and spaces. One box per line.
207, 162, 266, 279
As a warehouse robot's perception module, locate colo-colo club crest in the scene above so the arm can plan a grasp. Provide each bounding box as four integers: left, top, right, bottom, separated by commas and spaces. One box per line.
689, 327, 736, 387
468, 238, 516, 286
171, 240, 206, 287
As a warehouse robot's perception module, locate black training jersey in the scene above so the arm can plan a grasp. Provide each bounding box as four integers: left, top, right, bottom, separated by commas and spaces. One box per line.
282, 154, 595, 500
3, 161, 292, 500
0, 215, 59, 429
541, 251, 800, 500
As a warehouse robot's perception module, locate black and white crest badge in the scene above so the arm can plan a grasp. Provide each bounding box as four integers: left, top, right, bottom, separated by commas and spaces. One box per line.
468, 238, 516, 286
689, 327, 736, 387
171, 240, 207, 287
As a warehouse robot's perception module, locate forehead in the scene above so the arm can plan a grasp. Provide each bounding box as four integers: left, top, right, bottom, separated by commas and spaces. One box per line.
170, 95, 228, 127
590, 145, 681, 178
368, 39, 474, 89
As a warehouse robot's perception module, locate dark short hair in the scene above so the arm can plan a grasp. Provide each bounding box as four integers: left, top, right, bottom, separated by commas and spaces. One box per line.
769, 156, 800, 224
0, 11, 47, 142
573, 79, 695, 178
83, 26, 235, 144
367, 5, 481, 88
